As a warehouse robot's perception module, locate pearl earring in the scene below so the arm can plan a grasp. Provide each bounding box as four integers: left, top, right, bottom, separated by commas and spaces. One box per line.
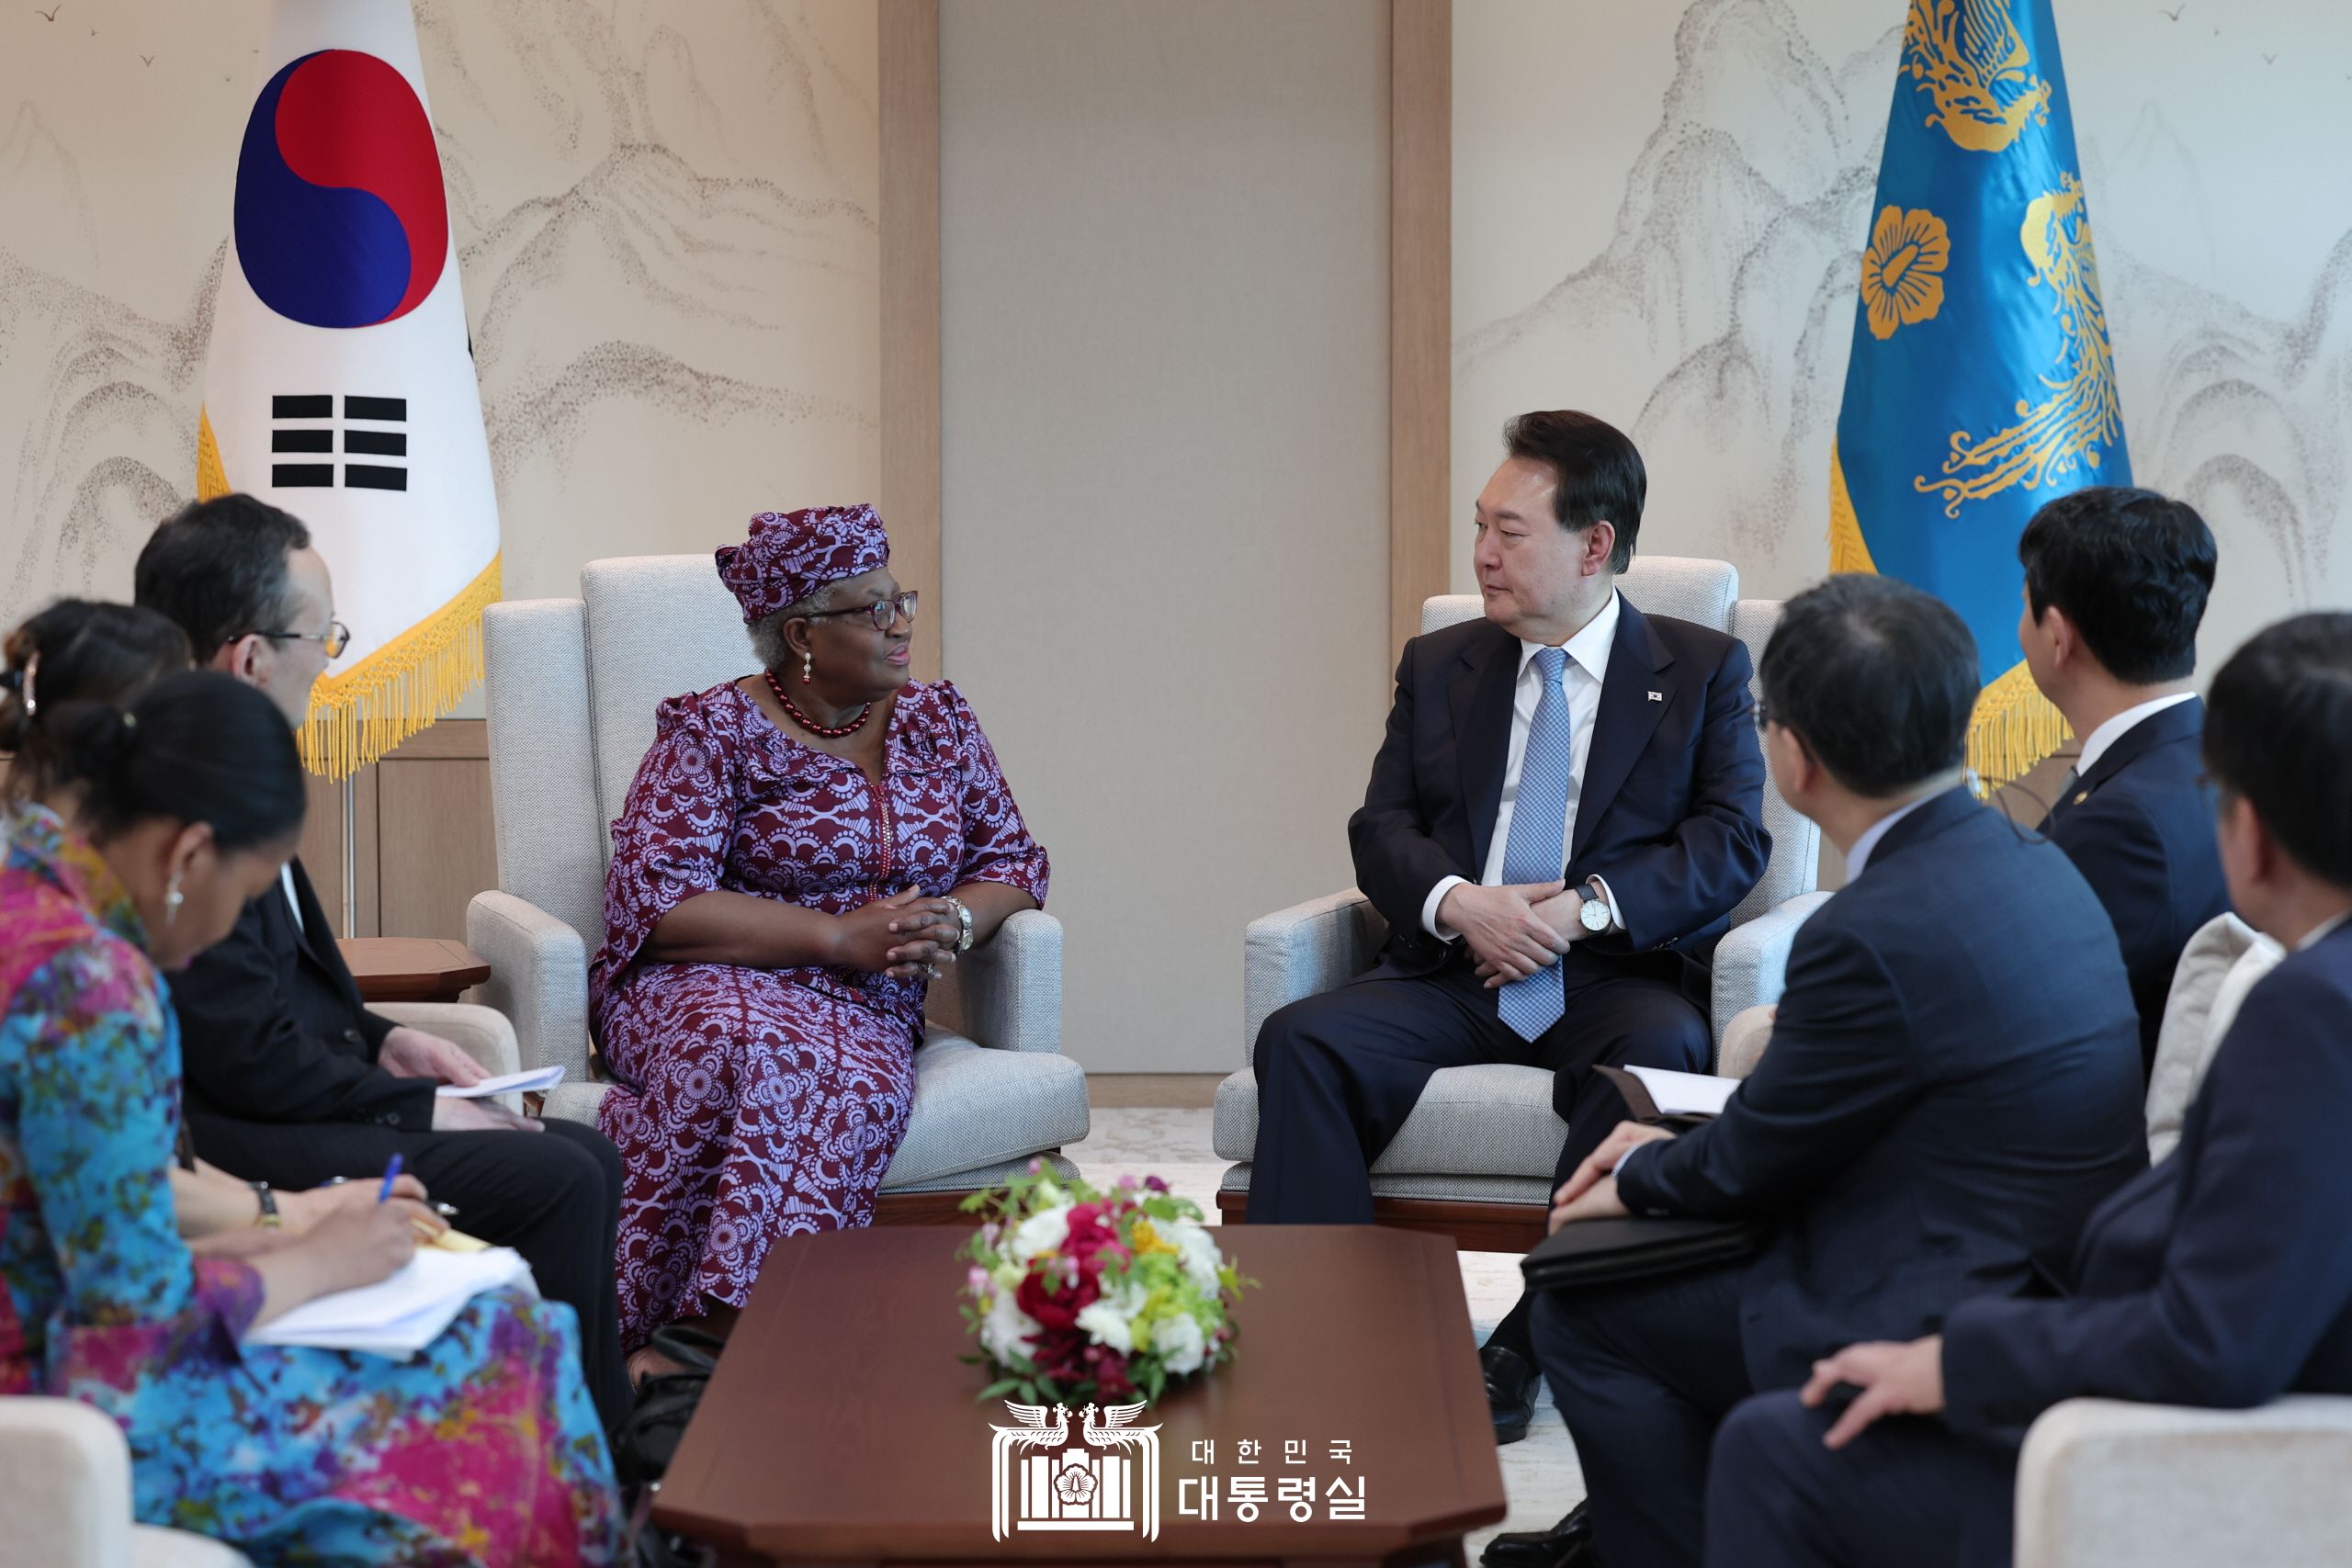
164, 874, 184, 927
801, 651, 813, 685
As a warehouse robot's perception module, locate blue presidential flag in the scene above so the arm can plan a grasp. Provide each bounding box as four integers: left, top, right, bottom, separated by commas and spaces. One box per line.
1829, 0, 2128, 787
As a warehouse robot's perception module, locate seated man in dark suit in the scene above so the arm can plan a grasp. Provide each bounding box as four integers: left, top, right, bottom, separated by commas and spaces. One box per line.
134, 494, 630, 1427
1246, 410, 1772, 1440
2018, 486, 2231, 1071
1523, 575, 2146, 1568
1710, 611, 2352, 1568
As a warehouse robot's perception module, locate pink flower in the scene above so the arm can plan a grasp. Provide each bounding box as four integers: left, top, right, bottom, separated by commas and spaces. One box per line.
967, 1265, 990, 1295
1144, 1175, 1169, 1193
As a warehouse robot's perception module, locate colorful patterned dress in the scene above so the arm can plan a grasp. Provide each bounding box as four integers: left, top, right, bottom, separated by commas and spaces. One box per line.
0, 805, 624, 1566
591, 679, 1049, 1348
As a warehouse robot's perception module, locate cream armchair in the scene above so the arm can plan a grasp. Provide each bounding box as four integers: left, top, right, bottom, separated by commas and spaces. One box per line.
466, 555, 1085, 1207
2006, 911, 2352, 1565
0, 1400, 251, 1567
1211, 557, 1826, 1250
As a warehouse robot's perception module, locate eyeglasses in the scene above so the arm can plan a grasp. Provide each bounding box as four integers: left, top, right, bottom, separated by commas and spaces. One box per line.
800, 592, 919, 633
254, 620, 352, 660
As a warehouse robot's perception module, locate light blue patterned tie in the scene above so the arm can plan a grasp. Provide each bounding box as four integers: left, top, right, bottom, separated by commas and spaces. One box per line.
1497, 647, 1574, 1042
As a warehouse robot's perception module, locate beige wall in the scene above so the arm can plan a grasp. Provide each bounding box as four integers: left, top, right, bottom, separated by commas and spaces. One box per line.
0, 0, 879, 637
1453, 0, 2352, 671
939, 0, 1392, 1074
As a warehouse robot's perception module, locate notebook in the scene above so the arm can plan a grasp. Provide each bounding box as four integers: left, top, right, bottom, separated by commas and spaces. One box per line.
246, 1246, 537, 1359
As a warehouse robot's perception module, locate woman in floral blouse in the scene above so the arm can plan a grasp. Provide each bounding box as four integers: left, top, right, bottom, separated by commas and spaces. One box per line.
0, 666, 621, 1565
592, 505, 1050, 1368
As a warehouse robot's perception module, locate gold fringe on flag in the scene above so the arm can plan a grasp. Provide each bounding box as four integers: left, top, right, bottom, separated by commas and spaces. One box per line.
297, 555, 503, 780
1827, 442, 2068, 796
1967, 659, 2072, 799
1826, 442, 1878, 574
196, 408, 229, 502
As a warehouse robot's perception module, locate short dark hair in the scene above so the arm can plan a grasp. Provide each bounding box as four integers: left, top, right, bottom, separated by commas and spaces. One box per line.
2203, 612, 2352, 887
2, 601, 193, 792
1502, 411, 1645, 572
45, 670, 306, 852
2018, 486, 2215, 683
133, 494, 312, 663
1760, 574, 1979, 797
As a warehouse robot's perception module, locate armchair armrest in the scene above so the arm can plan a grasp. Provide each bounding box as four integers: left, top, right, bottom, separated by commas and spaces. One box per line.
465, 890, 591, 1082
0, 1397, 131, 1568
1242, 889, 1387, 1066
927, 908, 1063, 1054
1708, 891, 1830, 1047
2015, 1395, 2352, 1568
373, 1002, 525, 1112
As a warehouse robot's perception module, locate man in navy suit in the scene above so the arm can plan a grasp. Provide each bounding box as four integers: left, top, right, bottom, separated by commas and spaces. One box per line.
2018, 487, 2230, 1071
1524, 576, 2146, 1568
1709, 612, 2352, 1568
1245, 411, 1771, 1442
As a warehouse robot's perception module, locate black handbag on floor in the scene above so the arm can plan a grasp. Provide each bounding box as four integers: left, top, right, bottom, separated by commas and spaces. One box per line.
614, 1323, 729, 1568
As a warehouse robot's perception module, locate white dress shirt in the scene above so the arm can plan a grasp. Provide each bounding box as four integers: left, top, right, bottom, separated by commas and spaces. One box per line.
1423, 592, 1625, 940
281, 863, 305, 934
2070, 691, 2199, 784
2299, 911, 2351, 953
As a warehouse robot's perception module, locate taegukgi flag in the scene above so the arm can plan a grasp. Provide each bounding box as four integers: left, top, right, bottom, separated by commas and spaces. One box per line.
195, 0, 497, 778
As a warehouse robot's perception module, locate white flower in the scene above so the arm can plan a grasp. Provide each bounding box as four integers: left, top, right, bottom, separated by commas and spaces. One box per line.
1167, 1219, 1225, 1296
1008, 1205, 1070, 1265
1074, 1283, 1148, 1356
980, 1288, 1044, 1365
1154, 1311, 1206, 1375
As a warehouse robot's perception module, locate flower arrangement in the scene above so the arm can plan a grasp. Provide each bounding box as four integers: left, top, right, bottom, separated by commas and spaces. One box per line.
959, 1163, 1250, 1406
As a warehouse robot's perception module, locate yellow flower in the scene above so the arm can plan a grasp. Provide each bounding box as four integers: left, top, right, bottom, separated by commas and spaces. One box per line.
1860, 205, 1951, 340
1129, 1218, 1178, 1257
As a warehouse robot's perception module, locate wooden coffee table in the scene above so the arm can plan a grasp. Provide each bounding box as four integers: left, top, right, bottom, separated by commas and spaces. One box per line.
655, 1226, 1507, 1566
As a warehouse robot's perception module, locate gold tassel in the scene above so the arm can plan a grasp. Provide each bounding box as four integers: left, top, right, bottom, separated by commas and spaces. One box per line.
196, 409, 229, 502
1826, 442, 1878, 574
296, 555, 503, 779
1967, 660, 2072, 798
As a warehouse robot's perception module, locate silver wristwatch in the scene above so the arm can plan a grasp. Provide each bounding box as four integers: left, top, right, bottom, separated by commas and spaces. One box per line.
1576, 882, 1612, 933
942, 895, 976, 953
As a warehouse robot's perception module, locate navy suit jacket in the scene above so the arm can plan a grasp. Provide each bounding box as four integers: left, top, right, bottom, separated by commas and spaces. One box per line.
1944, 919, 2352, 1441
1616, 789, 2149, 1390
1347, 598, 1771, 978
2039, 697, 2232, 1069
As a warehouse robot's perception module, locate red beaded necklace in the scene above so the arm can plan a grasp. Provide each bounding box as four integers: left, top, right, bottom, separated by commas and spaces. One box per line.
763, 668, 873, 739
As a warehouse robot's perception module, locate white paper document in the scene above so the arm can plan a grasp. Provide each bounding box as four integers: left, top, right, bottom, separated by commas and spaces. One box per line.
246, 1246, 537, 1359
435, 1065, 565, 1099
1626, 1065, 1742, 1117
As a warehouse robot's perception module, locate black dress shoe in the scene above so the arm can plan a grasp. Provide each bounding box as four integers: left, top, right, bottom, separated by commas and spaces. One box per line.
1480, 1343, 1538, 1446
1479, 1503, 1593, 1568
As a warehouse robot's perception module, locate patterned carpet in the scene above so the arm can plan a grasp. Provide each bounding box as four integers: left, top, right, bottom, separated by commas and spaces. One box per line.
1063, 1106, 1585, 1561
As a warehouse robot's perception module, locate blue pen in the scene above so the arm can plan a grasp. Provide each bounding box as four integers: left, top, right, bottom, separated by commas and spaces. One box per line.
377, 1152, 403, 1204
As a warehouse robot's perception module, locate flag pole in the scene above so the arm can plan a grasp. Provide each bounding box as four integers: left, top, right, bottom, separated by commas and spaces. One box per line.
341, 773, 358, 938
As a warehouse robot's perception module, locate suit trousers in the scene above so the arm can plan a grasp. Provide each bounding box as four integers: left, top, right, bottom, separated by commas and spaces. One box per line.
187, 1110, 632, 1431
1245, 950, 1709, 1225
1705, 1391, 2018, 1568
1531, 1259, 1755, 1568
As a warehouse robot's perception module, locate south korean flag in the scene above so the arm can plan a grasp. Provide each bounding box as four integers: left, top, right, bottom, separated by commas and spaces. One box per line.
195, 0, 499, 778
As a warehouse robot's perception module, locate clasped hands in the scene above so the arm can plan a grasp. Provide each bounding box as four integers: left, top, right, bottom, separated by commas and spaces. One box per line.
835, 886, 962, 978
1437, 879, 1594, 990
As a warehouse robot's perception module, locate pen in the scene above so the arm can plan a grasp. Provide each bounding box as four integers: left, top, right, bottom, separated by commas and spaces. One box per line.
328, 1175, 454, 1219
377, 1152, 402, 1203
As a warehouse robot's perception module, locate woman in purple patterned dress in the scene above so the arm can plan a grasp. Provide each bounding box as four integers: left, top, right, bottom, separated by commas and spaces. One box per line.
592, 505, 1049, 1363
